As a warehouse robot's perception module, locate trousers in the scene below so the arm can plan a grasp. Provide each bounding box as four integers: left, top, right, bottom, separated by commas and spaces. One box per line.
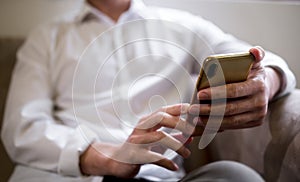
103, 161, 264, 182
9, 161, 264, 182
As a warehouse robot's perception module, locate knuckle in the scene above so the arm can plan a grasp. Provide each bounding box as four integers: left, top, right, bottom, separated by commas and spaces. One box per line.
228, 82, 247, 98
159, 106, 168, 113
254, 96, 268, 109
154, 112, 167, 124
231, 116, 242, 126
231, 118, 239, 126
127, 136, 139, 144
226, 104, 237, 115
157, 111, 166, 119
228, 84, 239, 98
254, 79, 266, 93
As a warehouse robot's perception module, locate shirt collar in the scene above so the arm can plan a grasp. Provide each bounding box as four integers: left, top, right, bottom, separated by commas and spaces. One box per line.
75, 0, 149, 25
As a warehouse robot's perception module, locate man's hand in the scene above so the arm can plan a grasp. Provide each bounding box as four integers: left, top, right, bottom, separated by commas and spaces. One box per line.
189, 47, 281, 131
80, 104, 194, 178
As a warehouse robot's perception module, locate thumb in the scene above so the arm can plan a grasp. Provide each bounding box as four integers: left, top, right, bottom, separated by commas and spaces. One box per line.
249, 46, 265, 62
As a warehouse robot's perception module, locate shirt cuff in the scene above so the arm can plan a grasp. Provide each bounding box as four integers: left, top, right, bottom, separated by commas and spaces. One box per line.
58, 124, 98, 176
264, 64, 296, 100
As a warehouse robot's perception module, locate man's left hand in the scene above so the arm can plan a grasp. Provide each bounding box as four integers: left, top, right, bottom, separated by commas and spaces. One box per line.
189, 46, 281, 131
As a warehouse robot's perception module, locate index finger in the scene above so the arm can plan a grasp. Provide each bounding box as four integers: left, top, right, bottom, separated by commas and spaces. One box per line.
198, 79, 264, 100
160, 103, 190, 116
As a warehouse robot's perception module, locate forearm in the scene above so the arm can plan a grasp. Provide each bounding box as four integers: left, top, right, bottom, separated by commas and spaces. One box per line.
79, 142, 142, 178
2, 105, 96, 176
79, 143, 116, 176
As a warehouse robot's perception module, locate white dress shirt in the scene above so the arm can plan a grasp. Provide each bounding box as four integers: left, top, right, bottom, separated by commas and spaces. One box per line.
1, 0, 296, 181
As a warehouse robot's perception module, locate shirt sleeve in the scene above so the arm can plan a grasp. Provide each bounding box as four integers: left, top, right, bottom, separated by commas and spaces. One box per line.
261, 52, 296, 99
1, 25, 98, 177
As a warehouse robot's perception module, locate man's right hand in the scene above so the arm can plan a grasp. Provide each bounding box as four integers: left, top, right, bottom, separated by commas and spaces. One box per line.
79, 104, 194, 178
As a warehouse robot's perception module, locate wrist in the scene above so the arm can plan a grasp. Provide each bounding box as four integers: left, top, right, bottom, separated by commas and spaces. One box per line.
79, 142, 116, 176
265, 67, 281, 100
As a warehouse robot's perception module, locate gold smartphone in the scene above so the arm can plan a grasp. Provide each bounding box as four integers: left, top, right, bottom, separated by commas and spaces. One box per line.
187, 52, 255, 135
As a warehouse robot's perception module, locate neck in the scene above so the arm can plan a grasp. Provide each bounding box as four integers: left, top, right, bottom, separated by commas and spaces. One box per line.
87, 0, 131, 22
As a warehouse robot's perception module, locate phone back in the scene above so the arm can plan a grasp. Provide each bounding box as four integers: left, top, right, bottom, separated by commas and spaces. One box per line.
197, 52, 254, 90
187, 52, 255, 135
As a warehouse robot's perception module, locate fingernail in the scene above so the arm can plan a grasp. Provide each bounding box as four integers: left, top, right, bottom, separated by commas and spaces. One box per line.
257, 46, 265, 59
183, 149, 191, 158
181, 103, 190, 113
197, 92, 208, 99
189, 105, 200, 115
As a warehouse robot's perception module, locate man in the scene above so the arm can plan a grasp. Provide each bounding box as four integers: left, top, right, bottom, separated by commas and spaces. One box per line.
1, 0, 296, 181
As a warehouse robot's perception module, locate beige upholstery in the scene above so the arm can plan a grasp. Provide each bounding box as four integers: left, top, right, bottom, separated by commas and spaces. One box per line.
207, 90, 300, 182
0, 38, 299, 182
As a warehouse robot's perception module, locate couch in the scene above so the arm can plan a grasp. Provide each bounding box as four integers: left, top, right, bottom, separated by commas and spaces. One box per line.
0, 38, 299, 182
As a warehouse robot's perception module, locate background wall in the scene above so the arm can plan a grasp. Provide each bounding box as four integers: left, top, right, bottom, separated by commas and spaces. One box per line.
145, 0, 300, 88
0, 0, 83, 37
0, 0, 299, 83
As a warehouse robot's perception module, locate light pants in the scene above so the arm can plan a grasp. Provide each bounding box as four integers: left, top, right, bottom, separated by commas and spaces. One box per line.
180, 161, 264, 182
9, 161, 264, 182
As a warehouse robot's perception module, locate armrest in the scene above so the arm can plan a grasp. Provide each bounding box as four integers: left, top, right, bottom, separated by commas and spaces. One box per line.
264, 89, 300, 182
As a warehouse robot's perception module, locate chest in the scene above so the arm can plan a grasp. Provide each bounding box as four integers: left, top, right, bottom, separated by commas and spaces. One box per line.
51, 21, 196, 108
